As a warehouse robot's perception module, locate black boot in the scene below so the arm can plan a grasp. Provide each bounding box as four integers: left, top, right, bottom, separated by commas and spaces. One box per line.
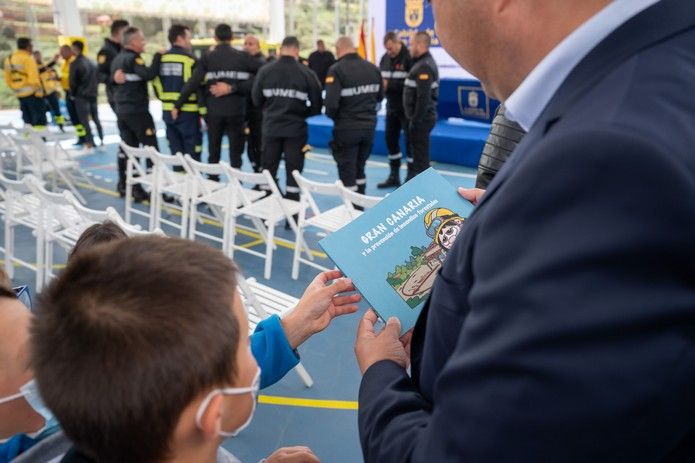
132, 184, 150, 203
378, 163, 401, 189
117, 180, 126, 197
405, 164, 415, 183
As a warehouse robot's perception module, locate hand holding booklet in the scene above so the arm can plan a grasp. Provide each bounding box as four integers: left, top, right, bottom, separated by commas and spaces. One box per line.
319, 168, 474, 332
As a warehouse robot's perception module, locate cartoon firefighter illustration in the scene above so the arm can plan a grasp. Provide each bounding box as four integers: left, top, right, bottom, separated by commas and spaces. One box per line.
424, 208, 465, 261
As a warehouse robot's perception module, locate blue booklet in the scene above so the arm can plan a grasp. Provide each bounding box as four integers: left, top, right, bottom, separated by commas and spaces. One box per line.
319, 168, 474, 332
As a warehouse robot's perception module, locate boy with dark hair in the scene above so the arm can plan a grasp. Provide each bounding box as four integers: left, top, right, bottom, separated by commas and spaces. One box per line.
68, 221, 127, 260
31, 237, 327, 462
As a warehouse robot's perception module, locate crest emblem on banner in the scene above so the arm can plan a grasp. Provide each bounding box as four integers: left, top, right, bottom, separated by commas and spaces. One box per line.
405, 0, 424, 28
468, 91, 479, 108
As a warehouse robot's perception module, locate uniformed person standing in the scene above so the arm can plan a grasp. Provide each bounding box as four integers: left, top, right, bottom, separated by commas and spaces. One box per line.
174, 24, 261, 171
110, 27, 162, 198
34, 50, 65, 131
58, 45, 84, 146
378, 32, 412, 188
252, 36, 322, 200
403, 31, 439, 181
3, 38, 46, 127
324, 37, 383, 195
97, 19, 129, 113
243, 34, 266, 172
153, 24, 205, 161
69, 41, 102, 149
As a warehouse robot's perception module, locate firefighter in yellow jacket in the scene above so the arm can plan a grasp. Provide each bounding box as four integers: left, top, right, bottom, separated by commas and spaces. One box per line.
34, 50, 65, 131
3, 37, 47, 127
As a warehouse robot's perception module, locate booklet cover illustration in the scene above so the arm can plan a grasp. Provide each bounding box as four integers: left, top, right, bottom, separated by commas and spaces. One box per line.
319, 168, 473, 331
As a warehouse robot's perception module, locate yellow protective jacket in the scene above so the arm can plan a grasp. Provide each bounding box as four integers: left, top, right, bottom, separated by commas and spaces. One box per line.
61, 56, 75, 91
3, 49, 42, 98
38, 60, 61, 95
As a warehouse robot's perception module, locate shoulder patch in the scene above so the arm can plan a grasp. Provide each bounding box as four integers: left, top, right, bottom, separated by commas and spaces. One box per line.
97, 54, 106, 64
135, 57, 145, 65
418, 73, 430, 80
325, 76, 335, 84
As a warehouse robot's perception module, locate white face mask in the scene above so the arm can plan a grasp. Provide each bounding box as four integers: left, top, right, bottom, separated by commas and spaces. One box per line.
195, 367, 261, 438
0, 378, 58, 439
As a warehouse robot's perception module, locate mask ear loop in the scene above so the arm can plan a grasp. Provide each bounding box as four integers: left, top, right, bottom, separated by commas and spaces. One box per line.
0, 391, 25, 404
195, 389, 221, 430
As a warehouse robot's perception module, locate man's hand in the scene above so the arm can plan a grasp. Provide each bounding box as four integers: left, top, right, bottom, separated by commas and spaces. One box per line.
209, 81, 234, 97
458, 187, 486, 206
113, 69, 126, 85
355, 310, 409, 374
171, 108, 179, 121
281, 270, 360, 349
265, 446, 320, 463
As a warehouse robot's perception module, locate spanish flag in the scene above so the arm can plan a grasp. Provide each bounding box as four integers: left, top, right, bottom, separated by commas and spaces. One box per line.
369, 18, 377, 64
358, 20, 367, 59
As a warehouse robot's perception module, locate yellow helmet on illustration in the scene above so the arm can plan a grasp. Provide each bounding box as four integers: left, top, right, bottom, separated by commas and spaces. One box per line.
424, 208, 461, 240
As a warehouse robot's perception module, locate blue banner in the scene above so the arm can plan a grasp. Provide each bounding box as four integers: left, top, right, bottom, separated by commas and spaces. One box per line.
385, 0, 440, 47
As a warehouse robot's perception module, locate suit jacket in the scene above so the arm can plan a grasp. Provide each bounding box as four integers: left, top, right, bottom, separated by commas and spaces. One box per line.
358, 1, 695, 461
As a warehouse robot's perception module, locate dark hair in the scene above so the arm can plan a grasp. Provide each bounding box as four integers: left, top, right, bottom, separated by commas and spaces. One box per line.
168, 24, 190, 45
110, 19, 129, 37
69, 221, 128, 261
214, 23, 233, 42
415, 30, 432, 47
32, 237, 240, 463
17, 37, 31, 50
282, 36, 300, 49
59, 44, 72, 53
383, 31, 398, 45
71, 40, 85, 53
316, 39, 325, 46
122, 26, 141, 46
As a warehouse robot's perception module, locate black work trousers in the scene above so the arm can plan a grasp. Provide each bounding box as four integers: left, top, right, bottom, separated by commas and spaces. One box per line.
246, 114, 263, 172
74, 97, 104, 145
18, 95, 47, 127
116, 111, 159, 184
384, 111, 409, 168
407, 118, 436, 180
331, 128, 375, 194
262, 134, 307, 200
207, 114, 245, 167
64, 92, 84, 144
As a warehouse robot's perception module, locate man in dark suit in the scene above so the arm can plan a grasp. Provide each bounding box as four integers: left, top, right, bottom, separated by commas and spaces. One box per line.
355, 0, 695, 462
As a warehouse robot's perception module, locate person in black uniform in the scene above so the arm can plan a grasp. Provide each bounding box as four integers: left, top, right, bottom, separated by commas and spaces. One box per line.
69, 41, 102, 149
324, 37, 383, 195
97, 19, 129, 112
252, 36, 323, 200
111, 27, 162, 199
243, 34, 266, 172
403, 31, 439, 181
174, 23, 261, 171
153, 24, 205, 162
308, 40, 336, 89
377, 32, 412, 188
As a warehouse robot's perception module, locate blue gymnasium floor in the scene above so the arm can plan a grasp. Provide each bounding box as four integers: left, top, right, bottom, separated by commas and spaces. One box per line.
0, 104, 481, 463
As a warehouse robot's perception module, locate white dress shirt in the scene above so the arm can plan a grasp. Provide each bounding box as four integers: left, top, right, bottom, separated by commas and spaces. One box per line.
504, 0, 662, 132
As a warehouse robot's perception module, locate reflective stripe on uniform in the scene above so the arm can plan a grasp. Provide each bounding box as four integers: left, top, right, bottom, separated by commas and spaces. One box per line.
404, 79, 416, 88
355, 178, 366, 185
432, 82, 439, 89
406, 157, 414, 163
124, 73, 142, 81
345, 185, 358, 191
163, 102, 199, 112
381, 71, 392, 78
391, 71, 408, 79
262, 88, 308, 100
286, 186, 301, 193
388, 153, 402, 160
340, 84, 380, 97
205, 70, 250, 80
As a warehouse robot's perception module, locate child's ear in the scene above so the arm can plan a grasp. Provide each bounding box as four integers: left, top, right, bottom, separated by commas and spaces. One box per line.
198, 393, 224, 439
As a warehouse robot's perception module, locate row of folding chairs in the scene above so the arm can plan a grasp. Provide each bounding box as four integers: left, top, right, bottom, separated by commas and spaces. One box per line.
121, 143, 383, 279
0, 171, 160, 291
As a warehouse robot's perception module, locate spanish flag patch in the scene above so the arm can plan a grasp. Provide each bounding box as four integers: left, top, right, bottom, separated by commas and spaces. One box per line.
325, 76, 335, 84
135, 57, 145, 65
419, 73, 429, 80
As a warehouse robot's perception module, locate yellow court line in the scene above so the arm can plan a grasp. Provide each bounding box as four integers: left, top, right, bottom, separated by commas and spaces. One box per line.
75, 181, 328, 259
240, 238, 265, 249
259, 395, 358, 410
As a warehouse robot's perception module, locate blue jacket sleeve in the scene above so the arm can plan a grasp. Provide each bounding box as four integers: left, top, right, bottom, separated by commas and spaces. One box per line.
250, 314, 300, 389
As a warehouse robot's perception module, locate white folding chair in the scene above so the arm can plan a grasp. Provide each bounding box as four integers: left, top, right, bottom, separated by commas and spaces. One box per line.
291, 171, 357, 279
237, 272, 314, 387
0, 172, 52, 289
23, 177, 88, 285
338, 180, 383, 213
149, 149, 190, 238
184, 156, 267, 252
120, 142, 157, 229
106, 207, 165, 237
223, 166, 310, 279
